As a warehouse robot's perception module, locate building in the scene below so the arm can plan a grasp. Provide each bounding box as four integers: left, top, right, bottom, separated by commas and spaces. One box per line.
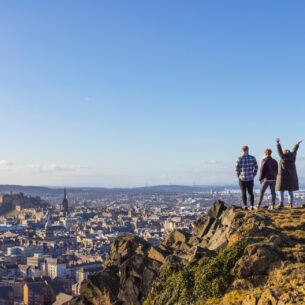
23, 245, 44, 258
52, 293, 72, 305
75, 265, 103, 283
41, 258, 67, 279
23, 277, 54, 305
0, 286, 13, 305
26, 253, 45, 269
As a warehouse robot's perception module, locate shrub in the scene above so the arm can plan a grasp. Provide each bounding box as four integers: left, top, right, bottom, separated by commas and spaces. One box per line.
145, 240, 246, 305
194, 240, 246, 301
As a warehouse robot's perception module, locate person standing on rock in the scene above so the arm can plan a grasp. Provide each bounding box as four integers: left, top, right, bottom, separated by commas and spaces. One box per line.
255, 149, 278, 210
235, 145, 258, 210
275, 138, 302, 209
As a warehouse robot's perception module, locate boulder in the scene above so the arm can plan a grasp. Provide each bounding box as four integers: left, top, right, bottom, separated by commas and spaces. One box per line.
234, 243, 281, 278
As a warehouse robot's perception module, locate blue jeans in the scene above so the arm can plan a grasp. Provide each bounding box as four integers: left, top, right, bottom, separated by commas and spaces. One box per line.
278, 190, 294, 204
257, 180, 276, 206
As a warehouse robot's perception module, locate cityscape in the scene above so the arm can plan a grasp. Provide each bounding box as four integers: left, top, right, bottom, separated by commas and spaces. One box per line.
1, 185, 305, 304
2, 1, 305, 304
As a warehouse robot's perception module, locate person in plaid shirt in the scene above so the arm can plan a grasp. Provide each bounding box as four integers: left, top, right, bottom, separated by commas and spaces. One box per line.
235, 145, 258, 210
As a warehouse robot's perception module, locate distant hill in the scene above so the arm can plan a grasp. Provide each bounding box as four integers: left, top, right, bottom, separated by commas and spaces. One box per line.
1, 184, 305, 197
0, 185, 63, 196
0, 184, 238, 196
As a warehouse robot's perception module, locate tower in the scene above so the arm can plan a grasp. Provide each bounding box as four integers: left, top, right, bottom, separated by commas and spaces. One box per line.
62, 188, 69, 217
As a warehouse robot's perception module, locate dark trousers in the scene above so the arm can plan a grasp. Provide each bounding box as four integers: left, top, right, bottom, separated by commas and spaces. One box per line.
239, 180, 254, 206
257, 180, 276, 207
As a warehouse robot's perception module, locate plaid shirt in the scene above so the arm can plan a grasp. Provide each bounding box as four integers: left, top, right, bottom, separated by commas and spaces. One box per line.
235, 153, 258, 181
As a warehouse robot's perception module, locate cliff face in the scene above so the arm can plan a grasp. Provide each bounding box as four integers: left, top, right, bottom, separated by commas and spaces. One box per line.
70, 200, 305, 305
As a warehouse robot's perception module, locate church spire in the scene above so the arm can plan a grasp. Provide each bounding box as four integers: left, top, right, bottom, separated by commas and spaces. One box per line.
62, 188, 69, 217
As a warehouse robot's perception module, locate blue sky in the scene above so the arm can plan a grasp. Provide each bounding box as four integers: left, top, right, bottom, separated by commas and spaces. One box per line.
1, 1, 305, 187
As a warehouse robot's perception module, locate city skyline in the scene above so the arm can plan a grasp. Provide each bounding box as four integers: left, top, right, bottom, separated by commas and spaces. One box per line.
1, 1, 305, 188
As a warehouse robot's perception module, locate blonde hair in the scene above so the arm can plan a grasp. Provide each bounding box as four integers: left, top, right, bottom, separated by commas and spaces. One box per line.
242, 145, 248, 152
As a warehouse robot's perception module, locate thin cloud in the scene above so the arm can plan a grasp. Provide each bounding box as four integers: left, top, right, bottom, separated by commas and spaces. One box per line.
196, 160, 223, 169
23, 164, 85, 173
210, 160, 222, 164
0, 160, 14, 168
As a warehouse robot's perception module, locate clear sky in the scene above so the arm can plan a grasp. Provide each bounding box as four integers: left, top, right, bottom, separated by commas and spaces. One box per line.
1, 1, 305, 188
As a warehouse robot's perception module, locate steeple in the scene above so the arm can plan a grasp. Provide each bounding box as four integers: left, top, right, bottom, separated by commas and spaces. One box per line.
62, 188, 69, 217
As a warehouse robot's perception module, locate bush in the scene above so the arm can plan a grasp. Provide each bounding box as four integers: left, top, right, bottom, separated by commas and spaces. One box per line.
146, 240, 246, 305
194, 240, 246, 301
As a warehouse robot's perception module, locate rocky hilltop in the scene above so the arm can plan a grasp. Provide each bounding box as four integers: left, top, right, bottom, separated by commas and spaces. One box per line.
70, 200, 305, 305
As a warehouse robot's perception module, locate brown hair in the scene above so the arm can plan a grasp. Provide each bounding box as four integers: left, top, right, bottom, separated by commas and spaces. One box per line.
284, 149, 290, 154
265, 149, 272, 156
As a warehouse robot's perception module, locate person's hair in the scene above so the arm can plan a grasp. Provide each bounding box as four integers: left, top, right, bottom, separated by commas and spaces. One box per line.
284, 149, 290, 154
265, 149, 272, 156
241, 145, 248, 152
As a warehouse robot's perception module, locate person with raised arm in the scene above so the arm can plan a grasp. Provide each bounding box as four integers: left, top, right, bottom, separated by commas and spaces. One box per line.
275, 138, 302, 209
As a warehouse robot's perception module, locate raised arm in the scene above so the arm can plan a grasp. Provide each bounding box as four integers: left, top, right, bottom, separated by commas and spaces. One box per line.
276, 138, 283, 157
293, 140, 302, 153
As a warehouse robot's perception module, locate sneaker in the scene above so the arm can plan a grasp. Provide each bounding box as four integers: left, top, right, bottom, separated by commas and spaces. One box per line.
268, 205, 274, 210
275, 202, 284, 209
249, 205, 254, 210
242, 204, 248, 210
254, 205, 259, 210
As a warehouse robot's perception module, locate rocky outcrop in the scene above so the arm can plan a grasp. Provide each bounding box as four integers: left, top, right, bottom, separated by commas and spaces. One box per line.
71, 233, 165, 305
70, 200, 305, 305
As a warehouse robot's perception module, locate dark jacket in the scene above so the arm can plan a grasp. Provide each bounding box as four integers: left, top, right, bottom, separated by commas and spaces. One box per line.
275, 143, 300, 191
259, 156, 278, 182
